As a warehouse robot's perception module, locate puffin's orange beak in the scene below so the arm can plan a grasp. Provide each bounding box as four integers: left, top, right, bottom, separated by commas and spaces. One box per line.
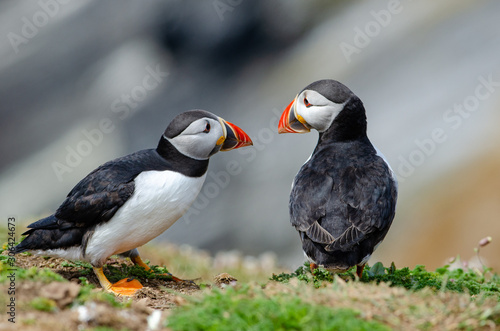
278, 96, 310, 134
219, 119, 253, 151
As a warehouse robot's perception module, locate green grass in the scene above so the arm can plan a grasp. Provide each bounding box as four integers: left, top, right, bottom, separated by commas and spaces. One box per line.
166, 284, 390, 331
271, 261, 500, 300
60, 260, 93, 275
0, 247, 65, 284
0, 262, 66, 284
30, 297, 58, 312
105, 262, 175, 283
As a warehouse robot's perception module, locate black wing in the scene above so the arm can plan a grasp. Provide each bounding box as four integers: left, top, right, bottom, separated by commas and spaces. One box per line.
325, 157, 397, 251
54, 165, 134, 226
289, 165, 336, 245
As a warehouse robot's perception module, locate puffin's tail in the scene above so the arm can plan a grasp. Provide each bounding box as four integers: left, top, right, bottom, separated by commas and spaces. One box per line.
13, 215, 84, 254
12, 239, 32, 254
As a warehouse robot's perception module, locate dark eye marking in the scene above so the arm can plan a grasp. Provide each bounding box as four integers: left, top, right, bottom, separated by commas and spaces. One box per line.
304, 97, 312, 107
203, 122, 211, 133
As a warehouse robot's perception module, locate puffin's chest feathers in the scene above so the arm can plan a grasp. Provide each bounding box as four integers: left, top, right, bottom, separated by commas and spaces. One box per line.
85, 170, 206, 259
307, 142, 378, 175
126, 170, 205, 219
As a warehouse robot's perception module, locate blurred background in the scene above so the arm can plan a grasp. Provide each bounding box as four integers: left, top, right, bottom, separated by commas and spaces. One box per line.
1, 0, 499, 272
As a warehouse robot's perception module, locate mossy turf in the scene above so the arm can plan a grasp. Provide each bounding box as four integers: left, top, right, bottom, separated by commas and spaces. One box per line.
271, 261, 500, 300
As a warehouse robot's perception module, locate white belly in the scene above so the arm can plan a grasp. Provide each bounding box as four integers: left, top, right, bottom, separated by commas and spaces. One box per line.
85, 170, 206, 265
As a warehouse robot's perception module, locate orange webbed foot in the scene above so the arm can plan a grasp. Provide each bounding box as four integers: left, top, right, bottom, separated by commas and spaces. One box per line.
93, 267, 143, 297
108, 278, 143, 296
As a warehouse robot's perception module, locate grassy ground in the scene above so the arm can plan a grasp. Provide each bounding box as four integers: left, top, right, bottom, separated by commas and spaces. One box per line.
0, 240, 499, 331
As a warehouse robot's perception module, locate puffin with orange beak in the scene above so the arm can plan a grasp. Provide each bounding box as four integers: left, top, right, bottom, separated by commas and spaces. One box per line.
14, 110, 252, 296
279, 79, 397, 277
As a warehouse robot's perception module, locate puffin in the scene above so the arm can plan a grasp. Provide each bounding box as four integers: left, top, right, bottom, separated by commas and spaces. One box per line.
14, 110, 252, 296
278, 79, 397, 277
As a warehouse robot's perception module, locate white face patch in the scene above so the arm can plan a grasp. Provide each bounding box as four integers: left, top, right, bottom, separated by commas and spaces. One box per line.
167, 118, 224, 160
295, 90, 347, 132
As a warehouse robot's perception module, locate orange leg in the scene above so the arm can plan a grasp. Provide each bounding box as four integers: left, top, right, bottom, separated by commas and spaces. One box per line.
93, 267, 143, 297
309, 262, 318, 272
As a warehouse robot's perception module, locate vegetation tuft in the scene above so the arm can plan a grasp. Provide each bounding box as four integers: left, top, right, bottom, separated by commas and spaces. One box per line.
166, 284, 390, 331
0, 259, 66, 284
105, 262, 175, 283
30, 297, 58, 312
271, 261, 500, 300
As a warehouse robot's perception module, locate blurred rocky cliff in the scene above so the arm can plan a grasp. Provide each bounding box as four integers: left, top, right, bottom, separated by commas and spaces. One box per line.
1, 0, 499, 270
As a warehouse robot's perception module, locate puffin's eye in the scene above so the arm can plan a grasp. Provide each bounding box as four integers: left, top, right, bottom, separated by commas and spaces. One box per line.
304, 97, 312, 107
203, 122, 211, 133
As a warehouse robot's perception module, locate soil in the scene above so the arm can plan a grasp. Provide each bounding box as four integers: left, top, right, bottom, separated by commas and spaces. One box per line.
0, 253, 212, 331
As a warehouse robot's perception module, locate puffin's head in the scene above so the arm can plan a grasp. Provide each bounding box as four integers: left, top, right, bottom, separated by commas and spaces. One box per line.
278, 79, 357, 134
162, 110, 253, 160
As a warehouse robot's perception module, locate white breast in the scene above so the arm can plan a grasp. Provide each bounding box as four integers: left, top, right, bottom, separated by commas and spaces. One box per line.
85, 170, 206, 266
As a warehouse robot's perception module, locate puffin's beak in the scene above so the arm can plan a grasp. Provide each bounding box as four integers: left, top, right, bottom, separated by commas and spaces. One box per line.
278, 96, 311, 134
218, 118, 253, 151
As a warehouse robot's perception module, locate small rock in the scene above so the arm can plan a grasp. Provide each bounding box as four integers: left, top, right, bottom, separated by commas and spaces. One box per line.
213, 273, 237, 288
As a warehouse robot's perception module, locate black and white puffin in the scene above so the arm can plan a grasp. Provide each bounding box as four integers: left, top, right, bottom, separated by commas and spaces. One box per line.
278, 79, 397, 277
14, 110, 252, 295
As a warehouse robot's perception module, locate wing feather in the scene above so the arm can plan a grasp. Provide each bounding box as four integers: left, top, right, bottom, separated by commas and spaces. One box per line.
306, 221, 335, 244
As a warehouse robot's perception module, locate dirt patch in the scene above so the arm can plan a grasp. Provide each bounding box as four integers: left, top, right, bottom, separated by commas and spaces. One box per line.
0, 280, 155, 331
0, 253, 208, 331
13, 253, 201, 307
